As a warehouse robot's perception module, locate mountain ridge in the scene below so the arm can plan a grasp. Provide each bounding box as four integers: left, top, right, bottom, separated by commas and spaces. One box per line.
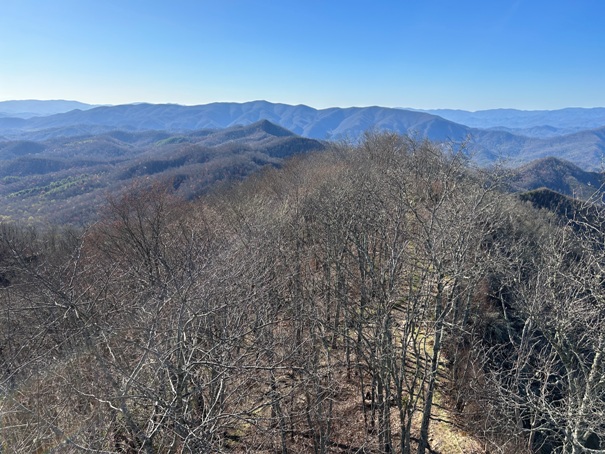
415, 107, 605, 133
506, 156, 604, 199
0, 100, 98, 118
0, 101, 471, 142
2, 101, 605, 169
0, 120, 325, 224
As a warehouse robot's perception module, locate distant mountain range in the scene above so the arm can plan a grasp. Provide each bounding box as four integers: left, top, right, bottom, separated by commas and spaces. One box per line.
1, 99, 603, 225
414, 107, 605, 135
1, 100, 605, 169
0, 119, 324, 224
0, 101, 470, 142
0, 100, 97, 118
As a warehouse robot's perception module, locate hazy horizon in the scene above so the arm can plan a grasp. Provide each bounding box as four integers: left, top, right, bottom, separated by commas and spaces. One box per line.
1, 0, 603, 111
2, 99, 605, 113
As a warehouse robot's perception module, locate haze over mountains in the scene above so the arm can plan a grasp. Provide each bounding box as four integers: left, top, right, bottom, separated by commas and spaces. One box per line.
0, 101, 469, 143
1, 99, 605, 224
415, 107, 605, 137
0, 100, 97, 119
0, 118, 324, 224
1, 100, 604, 170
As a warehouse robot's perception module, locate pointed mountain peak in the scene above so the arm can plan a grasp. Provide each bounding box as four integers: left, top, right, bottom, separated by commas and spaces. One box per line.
250, 119, 295, 137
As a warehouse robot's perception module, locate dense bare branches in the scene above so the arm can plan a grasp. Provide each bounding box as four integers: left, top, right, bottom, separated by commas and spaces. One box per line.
2, 133, 605, 453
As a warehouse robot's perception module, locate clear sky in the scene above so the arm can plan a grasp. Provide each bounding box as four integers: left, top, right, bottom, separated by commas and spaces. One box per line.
1, 0, 603, 110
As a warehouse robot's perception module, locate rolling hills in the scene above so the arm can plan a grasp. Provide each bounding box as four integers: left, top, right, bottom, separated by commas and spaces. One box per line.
1, 100, 605, 225
0, 99, 97, 118
505, 156, 604, 199
0, 101, 470, 142
1, 101, 605, 169
417, 107, 605, 136
0, 120, 324, 224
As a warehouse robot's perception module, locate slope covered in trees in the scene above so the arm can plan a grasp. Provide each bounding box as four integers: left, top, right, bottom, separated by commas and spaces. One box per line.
507, 157, 605, 197
3, 101, 605, 169
0, 120, 324, 224
1, 134, 604, 453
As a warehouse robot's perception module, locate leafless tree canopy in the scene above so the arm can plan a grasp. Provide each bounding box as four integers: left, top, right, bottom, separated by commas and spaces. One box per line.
1, 133, 604, 453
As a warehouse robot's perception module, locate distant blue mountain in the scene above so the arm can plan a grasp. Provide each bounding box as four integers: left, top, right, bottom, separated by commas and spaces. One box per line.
414, 107, 605, 135
0, 101, 470, 142
0, 100, 98, 118
1, 101, 605, 169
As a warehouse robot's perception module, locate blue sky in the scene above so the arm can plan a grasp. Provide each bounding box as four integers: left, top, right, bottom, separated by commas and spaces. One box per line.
1, 0, 603, 110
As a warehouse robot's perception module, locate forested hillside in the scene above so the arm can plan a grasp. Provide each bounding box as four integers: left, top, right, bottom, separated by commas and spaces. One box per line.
3, 101, 605, 169
505, 156, 605, 199
0, 120, 324, 224
1, 134, 604, 453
